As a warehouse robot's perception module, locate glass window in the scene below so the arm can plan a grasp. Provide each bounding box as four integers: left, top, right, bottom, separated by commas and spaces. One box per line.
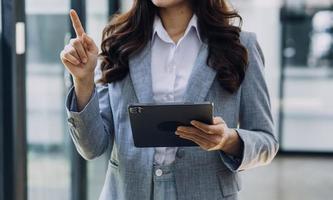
85, 0, 110, 199
26, 0, 71, 199
280, 0, 333, 151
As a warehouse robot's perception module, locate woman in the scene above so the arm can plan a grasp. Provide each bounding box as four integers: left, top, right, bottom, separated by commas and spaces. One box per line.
60, 0, 279, 199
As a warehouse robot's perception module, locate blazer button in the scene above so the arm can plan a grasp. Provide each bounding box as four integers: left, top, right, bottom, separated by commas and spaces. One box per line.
67, 117, 76, 128
176, 149, 185, 158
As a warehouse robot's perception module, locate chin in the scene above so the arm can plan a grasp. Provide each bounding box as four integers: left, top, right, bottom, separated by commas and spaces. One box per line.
151, 0, 186, 8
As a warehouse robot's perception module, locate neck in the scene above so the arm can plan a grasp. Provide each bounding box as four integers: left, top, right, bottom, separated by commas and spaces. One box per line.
159, 2, 193, 43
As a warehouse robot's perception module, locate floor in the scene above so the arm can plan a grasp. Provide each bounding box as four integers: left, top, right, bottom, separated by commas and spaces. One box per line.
239, 155, 333, 200
28, 152, 333, 200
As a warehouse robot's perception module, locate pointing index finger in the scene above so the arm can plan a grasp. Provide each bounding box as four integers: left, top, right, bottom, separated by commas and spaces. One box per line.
70, 9, 85, 37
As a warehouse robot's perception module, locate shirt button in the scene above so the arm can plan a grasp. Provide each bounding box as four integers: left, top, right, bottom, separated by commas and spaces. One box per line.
155, 169, 163, 177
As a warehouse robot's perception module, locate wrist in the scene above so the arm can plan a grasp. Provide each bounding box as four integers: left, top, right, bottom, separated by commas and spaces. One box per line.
73, 75, 94, 88
74, 80, 95, 98
72, 75, 95, 111
222, 128, 243, 157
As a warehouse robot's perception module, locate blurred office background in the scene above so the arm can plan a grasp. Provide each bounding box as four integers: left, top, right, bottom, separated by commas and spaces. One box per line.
0, 0, 332, 200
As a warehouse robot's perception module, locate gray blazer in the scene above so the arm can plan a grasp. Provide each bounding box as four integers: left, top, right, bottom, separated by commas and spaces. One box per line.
65, 31, 279, 200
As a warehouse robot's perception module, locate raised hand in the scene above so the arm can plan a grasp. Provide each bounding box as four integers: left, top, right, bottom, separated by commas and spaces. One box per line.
60, 9, 99, 111
60, 9, 98, 82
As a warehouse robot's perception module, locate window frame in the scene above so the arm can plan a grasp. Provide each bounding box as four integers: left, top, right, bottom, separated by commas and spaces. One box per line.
1, 0, 27, 199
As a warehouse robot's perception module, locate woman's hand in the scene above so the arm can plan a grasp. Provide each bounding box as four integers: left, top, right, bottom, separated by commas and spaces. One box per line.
60, 9, 99, 110
60, 9, 98, 82
176, 117, 243, 157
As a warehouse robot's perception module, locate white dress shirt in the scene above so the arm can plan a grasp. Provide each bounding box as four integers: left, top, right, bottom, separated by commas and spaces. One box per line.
151, 14, 202, 165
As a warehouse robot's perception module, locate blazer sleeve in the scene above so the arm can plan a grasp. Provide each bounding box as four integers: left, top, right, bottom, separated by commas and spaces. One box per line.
65, 82, 114, 160
219, 32, 279, 171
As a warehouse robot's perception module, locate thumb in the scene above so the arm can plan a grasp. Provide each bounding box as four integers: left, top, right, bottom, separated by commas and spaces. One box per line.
82, 33, 98, 54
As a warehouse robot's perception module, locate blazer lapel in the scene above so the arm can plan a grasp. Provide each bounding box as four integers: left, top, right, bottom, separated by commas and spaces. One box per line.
182, 43, 217, 102
129, 42, 217, 104
129, 43, 154, 103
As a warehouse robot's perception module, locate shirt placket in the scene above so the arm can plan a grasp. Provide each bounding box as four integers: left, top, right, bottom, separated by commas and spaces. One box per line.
157, 43, 178, 165
165, 44, 177, 102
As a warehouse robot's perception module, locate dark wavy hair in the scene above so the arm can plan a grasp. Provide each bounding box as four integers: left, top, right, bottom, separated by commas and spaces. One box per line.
99, 0, 248, 93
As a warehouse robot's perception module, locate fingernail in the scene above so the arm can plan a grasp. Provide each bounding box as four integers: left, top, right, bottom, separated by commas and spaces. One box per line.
82, 58, 87, 63
190, 121, 195, 125
175, 131, 179, 135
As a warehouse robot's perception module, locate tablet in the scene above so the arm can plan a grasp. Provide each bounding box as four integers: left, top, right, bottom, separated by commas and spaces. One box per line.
128, 102, 214, 147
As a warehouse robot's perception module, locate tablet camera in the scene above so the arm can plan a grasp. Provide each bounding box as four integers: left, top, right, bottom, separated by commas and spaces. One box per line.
129, 107, 144, 114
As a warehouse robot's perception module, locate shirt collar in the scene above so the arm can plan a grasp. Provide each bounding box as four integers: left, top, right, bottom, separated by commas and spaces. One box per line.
152, 14, 202, 44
